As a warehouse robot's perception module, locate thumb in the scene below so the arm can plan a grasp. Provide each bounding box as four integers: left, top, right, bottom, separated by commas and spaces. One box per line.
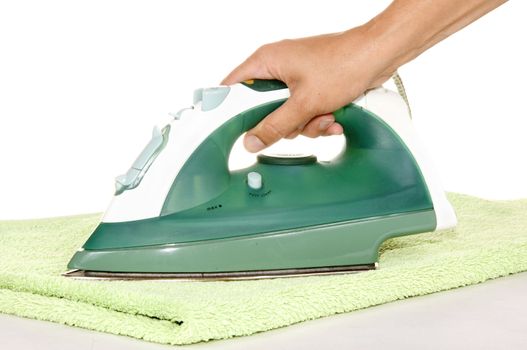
244, 96, 312, 152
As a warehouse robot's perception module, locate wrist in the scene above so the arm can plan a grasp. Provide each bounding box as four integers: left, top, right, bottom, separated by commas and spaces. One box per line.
359, 14, 424, 74
337, 22, 407, 84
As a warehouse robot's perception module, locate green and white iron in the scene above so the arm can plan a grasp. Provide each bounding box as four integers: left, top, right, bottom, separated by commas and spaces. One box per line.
64, 79, 457, 280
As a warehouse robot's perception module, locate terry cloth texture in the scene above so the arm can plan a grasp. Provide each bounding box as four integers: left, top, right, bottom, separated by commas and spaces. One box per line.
0, 193, 526, 345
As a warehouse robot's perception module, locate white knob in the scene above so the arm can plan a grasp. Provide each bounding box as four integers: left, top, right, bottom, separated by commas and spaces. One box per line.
247, 172, 262, 190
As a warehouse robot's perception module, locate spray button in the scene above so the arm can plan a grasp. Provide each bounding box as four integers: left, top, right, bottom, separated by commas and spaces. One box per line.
201, 86, 231, 111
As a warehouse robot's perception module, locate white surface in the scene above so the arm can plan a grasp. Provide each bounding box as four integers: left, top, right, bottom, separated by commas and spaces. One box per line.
2, 272, 526, 349
0, 1, 525, 219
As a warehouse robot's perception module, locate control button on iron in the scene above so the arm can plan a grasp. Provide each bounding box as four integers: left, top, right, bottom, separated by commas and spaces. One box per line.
247, 172, 263, 190
201, 86, 231, 111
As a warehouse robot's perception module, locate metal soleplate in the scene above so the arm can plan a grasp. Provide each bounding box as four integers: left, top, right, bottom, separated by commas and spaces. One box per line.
62, 263, 377, 281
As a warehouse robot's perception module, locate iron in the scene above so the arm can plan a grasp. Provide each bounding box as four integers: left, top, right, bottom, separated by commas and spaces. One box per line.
64, 79, 457, 280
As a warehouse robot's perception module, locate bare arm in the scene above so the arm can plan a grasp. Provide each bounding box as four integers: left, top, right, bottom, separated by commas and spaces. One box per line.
222, 0, 507, 152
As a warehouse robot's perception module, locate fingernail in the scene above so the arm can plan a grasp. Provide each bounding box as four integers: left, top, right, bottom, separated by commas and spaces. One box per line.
319, 119, 332, 130
244, 135, 265, 153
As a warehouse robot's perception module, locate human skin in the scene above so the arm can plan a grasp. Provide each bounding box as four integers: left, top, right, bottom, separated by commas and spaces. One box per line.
222, 0, 507, 153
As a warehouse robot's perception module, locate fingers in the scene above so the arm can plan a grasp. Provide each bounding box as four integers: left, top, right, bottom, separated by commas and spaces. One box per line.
243, 105, 345, 153
324, 122, 343, 136
300, 114, 343, 138
285, 117, 343, 139
243, 97, 311, 153
285, 129, 301, 140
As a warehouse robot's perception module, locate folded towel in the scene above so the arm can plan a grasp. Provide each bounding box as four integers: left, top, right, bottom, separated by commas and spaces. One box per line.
0, 193, 526, 345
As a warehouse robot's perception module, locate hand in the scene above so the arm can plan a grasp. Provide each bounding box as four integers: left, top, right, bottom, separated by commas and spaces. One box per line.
222, 0, 506, 153
221, 27, 396, 153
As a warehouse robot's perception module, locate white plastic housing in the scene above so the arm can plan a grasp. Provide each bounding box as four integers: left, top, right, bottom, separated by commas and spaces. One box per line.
102, 83, 457, 231
355, 88, 457, 231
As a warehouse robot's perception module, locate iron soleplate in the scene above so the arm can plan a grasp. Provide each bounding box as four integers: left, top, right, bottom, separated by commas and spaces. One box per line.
62, 263, 377, 281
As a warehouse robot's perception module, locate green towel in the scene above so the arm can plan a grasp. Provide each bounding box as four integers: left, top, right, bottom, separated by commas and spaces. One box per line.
0, 193, 526, 345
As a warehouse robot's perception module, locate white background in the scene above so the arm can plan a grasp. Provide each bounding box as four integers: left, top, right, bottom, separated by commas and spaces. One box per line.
0, 1, 525, 220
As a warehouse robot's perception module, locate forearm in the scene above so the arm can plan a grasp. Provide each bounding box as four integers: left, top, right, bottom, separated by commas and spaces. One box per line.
356, 0, 507, 76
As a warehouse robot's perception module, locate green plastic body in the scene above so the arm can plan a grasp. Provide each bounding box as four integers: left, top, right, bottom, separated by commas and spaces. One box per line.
68, 83, 436, 274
